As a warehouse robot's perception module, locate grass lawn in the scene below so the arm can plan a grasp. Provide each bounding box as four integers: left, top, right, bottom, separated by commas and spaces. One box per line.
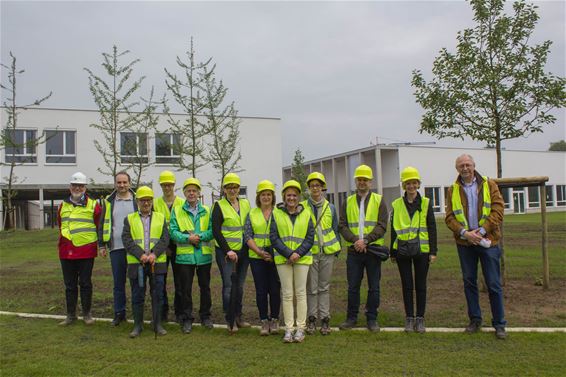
1, 211, 565, 376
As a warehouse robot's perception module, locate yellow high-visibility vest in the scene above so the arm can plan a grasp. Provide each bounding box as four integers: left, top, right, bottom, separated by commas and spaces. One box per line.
214, 198, 251, 251
126, 212, 167, 265
301, 199, 341, 254
60, 198, 97, 247
345, 192, 384, 246
153, 196, 184, 224
391, 197, 430, 253
173, 205, 213, 255
248, 207, 272, 259
451, 177, 491, 229
272, 207, 312, 265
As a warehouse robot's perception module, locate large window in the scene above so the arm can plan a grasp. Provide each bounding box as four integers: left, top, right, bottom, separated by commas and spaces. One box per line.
155, 132, 181, 164
424, 187, 441, 212
557, 185, 566, 206
120, 132, 148, 163
546, 185, 554, 207
45, 130, 76, 163
501, 188, 511, 209
3, 129, 37, 163
528, 186, 540, 208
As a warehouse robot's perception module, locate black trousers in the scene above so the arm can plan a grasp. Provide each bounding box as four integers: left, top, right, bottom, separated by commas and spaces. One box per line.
164, 243, 182, 318
60, 258, 94, 316
178, 263, 212, 322
396, 253, 430, 317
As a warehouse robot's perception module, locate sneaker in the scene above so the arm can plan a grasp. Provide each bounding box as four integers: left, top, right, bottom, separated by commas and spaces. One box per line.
269, 319, 280, 335
320, 317, 331, 335
182, 320, 192, 334
236, 316, 251, 328
495, 327, 508, 340
260, 319, 270, 336
367, 320, 380, 332
201, 318, 214, 330
282, 329, 294, 343
465, 320, 482, 334
156, 324, 168, 336
404, 317, 415, 333
59, 315, 77, 326
306, 316, 317, 335
293, 329, 305, 343
83, 312, 95, 325
339, 318, 357, 330
415, 317, 426, 334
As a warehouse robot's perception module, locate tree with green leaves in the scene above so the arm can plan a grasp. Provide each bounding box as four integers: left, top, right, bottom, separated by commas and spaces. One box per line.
201, 64, 243, 196
1, 52, 52, 229
548, 140, 566, 151
412, 0, 566, 178
291, 148, 309, 200
164, 37, 210, 176
84, 45, 145, 180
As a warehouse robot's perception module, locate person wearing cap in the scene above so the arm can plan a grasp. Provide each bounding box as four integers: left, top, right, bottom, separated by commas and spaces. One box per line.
338, 164, 388, 332
122, 186, 170, 338
390, 167, 438, 333
169, 178, 214, 334
244, 180, 281, 336
57, 172, 103, 326
98, 171, 137, 327
270, 180, 315, 343
446, 154, 507, 339
212, 172, 252, 332
302, 172, 341, 336
153, 170, 184, 322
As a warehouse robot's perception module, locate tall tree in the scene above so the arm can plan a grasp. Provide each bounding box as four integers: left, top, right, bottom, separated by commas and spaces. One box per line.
1, 52, 52, 229
84, 45, 145, 180
164, 37, 210, 176
412, 0, 566, 177
290, 148, 309, 200
548, 140, 566, 152
201, 64, 243, 196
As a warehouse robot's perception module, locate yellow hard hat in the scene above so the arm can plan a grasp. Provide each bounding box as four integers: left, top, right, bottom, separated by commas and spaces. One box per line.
256, 180, 275, 194
281, 179, 302, 196
159, 170, 176, 185
223, 173, 241, 187
183, 177, 202, 190
307, 172, 326, 189
354, 164, 373, 180
136, 186, 154, 199
400, 166, 421, 183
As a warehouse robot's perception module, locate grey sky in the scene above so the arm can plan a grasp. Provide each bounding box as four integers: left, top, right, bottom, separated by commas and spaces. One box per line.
2, 0, 565, 164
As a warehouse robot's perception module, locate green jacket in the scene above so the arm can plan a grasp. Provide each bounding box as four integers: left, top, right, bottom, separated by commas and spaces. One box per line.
170, 201, 213, 265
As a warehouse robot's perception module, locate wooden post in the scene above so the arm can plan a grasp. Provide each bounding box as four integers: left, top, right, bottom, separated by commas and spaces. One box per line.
540, 184, 549, 289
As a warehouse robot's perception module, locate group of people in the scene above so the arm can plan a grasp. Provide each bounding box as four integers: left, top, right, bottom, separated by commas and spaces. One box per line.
57, 153, 507, 342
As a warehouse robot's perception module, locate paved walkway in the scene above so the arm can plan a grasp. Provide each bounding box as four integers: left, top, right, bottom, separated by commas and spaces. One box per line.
2, 311, 565, 333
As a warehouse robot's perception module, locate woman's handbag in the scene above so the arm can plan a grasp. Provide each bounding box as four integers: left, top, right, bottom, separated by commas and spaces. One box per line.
397, 238, 421, 258
367, 245, 390, 261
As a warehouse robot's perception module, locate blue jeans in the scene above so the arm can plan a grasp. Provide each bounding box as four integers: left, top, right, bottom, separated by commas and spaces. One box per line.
457, 244, 506, 329
346, 251, 381, 321
215, 248, 249, 320
110, 249, 127, 315
130, 266, 165, 312
250, 257, 281, 321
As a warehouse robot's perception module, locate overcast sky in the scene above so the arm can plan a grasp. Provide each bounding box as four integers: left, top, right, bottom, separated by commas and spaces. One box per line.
2, 0, 565, 164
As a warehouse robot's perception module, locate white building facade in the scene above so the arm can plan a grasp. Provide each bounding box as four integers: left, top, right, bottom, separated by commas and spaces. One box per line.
283, 145, 566, 215
1, 107, 282, 230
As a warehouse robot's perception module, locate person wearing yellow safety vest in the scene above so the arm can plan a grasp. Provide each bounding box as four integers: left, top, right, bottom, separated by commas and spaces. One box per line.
169, 178, 214, 334
338, 164, 388, 332
270, 180, 314, 343
98, 171, 137, 327
211, 172, 252, 332
390, 167, 438, 334
122, 186, 170, 338
445, 154, 507, 340
302, 172, 340, 336
244, 180, 281, 336
153, 170, 184, 323
57, 172, 103, 326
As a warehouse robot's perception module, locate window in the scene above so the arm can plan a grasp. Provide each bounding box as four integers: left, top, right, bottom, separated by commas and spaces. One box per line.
557, 185, 566, 206
424, 187, 441, 212
444, 187, 450, 212
501, 188, 511, 209
45, 130, 76, 163
155, 132, 181, 164
239, 186, 248, 198
528, 186, 539, 208
546, 185, 554, 207
120, 132, 148, 163
3, 129, 37, 163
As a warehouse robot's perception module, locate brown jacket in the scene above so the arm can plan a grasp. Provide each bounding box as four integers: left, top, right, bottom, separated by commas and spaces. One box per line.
445, 171, 504, 246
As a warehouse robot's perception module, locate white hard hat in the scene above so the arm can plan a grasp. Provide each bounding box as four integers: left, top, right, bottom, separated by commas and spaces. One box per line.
70, 172, 87, 185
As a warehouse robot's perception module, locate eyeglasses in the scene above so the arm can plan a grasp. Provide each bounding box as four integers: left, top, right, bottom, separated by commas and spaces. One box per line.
309, 184, 323, 189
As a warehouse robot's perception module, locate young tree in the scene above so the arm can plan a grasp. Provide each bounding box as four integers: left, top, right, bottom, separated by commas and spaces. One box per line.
84, 45, 145, 180
1, 52, 52, 229
164, 37, 210, 176
412, 0, 566, 177
548, 140, 566, 151
201, 64, 243, 197
291, 147, 309, 200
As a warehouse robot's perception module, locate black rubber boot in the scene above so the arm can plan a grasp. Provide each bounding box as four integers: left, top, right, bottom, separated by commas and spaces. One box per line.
129, 305, 144, 338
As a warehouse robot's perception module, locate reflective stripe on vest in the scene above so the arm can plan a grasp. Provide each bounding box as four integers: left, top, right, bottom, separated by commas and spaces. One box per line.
102, 199, 112, 243
272, 207, 312, 265
60, 198, 97, 247
391, 197, 430, 253
345, 193, 384, 246
301, 199, 341, 255
153, 196, 184, 224
248, 207, 272, 259
126, 212, 167, 265
451, 177, 491, 229
173, 204, 213, 256
214, 198, 251, 251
